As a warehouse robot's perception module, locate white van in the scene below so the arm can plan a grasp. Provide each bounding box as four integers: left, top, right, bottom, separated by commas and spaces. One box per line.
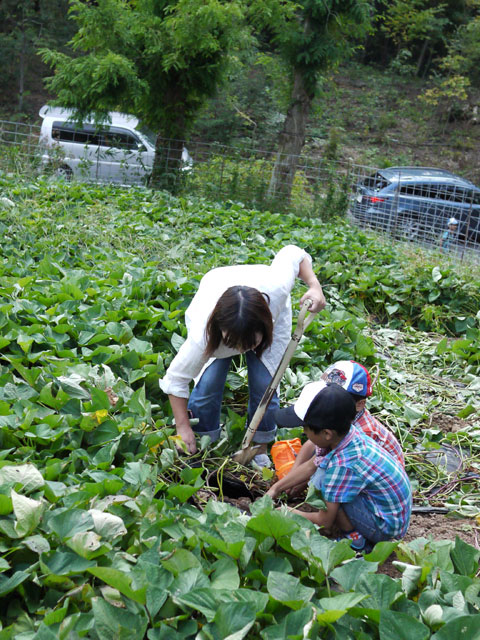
39, 105, 191, 184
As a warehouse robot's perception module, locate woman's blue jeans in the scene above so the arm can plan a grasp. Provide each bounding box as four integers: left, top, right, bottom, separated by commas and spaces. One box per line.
187, 351, 278, 444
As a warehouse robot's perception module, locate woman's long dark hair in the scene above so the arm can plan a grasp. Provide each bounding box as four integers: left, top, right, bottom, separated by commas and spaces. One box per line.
205, 286, 273, 357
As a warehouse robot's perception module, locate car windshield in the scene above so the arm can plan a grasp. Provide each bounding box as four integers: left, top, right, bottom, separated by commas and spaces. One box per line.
137, 124, 156, 147
361, 172, 389, 191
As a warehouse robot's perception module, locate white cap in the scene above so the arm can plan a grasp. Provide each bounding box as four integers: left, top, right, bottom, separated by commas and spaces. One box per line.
292, 380, 328, 421
275, 381, 327, 426
448, 217, 459, 225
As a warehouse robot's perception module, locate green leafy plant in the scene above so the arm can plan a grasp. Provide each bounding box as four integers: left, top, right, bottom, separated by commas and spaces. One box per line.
0, 172, 479, 637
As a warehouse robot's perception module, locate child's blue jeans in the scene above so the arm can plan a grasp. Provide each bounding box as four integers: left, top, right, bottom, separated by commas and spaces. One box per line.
188, 351, 278, 444
311, 467, 393, 544
342, 495, 392, 544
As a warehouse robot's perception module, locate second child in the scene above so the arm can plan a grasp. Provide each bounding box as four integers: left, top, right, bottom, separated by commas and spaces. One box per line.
267, 382, 412, 551
278, 361, 404, 495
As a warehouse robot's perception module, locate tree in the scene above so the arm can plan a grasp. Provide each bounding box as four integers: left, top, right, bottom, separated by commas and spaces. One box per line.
444, 1, 480, 84
362, 0, 472, 74
379, 0, 450, 77
0, 0, 72, 115
420, 1, 480, 126
264, 1, 372, 202
40, 0, 247, 185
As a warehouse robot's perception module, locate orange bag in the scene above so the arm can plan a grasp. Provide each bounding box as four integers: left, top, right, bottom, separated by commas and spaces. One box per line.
271, 438, 302, 479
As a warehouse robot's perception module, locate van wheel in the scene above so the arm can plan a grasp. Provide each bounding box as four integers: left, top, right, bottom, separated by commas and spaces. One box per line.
55, 165, 73, 180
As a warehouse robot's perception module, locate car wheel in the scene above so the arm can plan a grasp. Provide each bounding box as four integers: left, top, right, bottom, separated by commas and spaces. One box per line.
55, 165, 73, 180
396, 212, 426, 241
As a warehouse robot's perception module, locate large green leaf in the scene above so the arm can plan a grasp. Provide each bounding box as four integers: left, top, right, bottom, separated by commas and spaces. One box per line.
22, 534, 50, 554
222, 588, 269, 613
89, 387, 113, 411
46, 508, 94, 540
42, 550, 96, 575
88, 567, 147, 604
210, 601, 257, 640
260, 606, 315, 640
91, 597, 148, 639
11, 490, 45, 537
431, 615, 480, 640
330, 559, 378, 592
266, 571, 315, 609
379, 610, 430, 640
66, 531, 110, 559
0, 493, 13, 516
356, 573, 404, 609
393, 562, 424, 596
56, 374, 91, 400
123, 461, 155, 487
88, 509, 127, 539
0, 464, 44, 493
126, 386, 150, 418
365, 540, 399, 564
210, 557, 240, 590
175, 588, 219, 621
285, 530, 354, 574
247, 509, 299, 539
167, 484, 199, 502
136, 561, 173, 618
161, 549, 201, 575
356, 333, 375, 357
0, 570, 30, 597
32, 624, 60, 639
316, 592, 368, 625
451, 537, 480, 577
196, 529, 245, 560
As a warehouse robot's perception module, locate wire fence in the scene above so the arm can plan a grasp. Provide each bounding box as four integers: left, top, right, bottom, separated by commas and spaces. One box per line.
1, 119, 479, 262
0, 119, 41, 156
347, 164, 480, 260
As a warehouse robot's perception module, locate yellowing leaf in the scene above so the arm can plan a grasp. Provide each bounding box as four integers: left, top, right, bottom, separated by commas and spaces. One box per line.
94, 409, 108, 424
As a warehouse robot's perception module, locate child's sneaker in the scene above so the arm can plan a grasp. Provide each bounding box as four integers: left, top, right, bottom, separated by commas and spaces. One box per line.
337, 530, 367, 551
252, 453, 271, 469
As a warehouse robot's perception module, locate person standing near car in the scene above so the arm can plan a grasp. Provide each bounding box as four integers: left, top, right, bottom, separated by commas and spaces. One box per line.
440, 217, 459, 252
159, 245, 326, 459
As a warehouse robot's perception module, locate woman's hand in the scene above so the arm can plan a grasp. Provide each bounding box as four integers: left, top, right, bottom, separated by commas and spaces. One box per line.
298, 258, 326, 313
300, 285, 326, 313
169, 395, 197, 454
176, 423, 197, 454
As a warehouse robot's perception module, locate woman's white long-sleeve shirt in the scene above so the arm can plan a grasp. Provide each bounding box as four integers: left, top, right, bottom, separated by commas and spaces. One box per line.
159, 245, 311, 399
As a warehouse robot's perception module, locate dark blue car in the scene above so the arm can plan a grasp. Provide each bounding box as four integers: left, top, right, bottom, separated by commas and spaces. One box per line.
350, 167, 480, 245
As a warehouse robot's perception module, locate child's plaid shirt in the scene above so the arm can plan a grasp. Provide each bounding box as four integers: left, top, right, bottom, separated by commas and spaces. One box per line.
314, 425, 412, 538
355, 409, 405, 467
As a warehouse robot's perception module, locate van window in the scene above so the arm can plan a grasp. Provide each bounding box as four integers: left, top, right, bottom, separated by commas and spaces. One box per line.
52, 121, 101, 146
137, 125, 156, 147
101, 131, 140, 150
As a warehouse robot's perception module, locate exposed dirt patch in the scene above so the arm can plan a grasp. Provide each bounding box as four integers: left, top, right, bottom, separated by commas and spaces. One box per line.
428, 411, 472, 433
404, 512, 478, 546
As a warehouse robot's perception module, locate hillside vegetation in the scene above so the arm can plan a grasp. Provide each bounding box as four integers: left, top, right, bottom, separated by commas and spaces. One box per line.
0, 174, 479, 637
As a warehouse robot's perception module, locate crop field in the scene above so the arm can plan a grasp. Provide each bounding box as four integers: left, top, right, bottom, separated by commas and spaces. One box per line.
0, 174, 479, 639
